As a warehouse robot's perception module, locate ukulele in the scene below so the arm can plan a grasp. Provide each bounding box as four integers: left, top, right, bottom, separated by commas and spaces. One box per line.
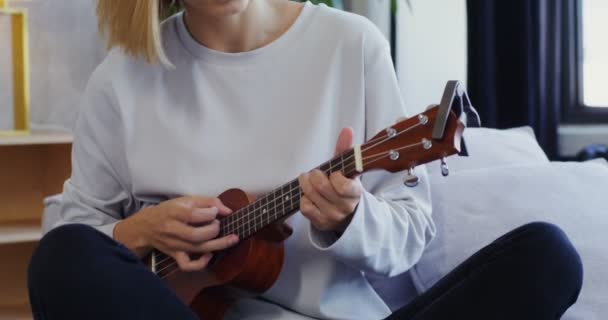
145, 81, 476, 319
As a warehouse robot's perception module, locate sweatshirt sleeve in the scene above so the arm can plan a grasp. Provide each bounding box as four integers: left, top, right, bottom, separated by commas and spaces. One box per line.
47, 66, 135, 239
309, 31, 436, 277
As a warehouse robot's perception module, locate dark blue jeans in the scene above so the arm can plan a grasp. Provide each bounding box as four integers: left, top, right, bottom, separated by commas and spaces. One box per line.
28, 222, 582, 320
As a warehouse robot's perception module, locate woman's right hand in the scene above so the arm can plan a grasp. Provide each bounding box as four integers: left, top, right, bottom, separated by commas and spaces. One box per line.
114, 196, 239, 271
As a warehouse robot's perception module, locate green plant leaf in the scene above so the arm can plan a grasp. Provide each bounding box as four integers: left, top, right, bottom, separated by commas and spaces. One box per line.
305, 0, 334, 6
392, 0, 414, 15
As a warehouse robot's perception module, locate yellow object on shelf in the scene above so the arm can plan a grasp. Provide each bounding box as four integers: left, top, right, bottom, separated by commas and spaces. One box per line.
1, 0, 30, 135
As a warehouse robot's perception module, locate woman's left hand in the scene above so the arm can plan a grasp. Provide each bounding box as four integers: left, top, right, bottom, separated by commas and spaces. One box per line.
298, 128, 363, 233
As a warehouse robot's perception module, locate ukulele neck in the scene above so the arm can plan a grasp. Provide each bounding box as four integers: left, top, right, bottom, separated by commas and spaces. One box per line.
218, 148, 360, 239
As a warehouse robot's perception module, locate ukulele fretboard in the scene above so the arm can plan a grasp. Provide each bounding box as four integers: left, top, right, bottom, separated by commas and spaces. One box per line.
218, 148, 358, 240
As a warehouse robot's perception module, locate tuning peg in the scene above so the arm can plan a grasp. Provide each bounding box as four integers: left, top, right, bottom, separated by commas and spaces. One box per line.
440, 157, 449, 177
404, 168, 420, 187
418, 114, 429, 125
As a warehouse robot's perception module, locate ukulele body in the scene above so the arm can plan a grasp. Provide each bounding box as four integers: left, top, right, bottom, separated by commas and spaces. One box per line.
161, 188, 292, 320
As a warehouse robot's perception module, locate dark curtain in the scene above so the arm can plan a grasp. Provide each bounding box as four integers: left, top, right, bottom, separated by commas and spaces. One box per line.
467, 0, 573, 159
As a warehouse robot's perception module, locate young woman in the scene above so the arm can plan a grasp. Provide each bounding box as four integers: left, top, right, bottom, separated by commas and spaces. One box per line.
28, 0, 583, 319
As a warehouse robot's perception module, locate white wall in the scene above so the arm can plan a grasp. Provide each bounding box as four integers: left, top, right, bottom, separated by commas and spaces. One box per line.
0, 0, 105, 132
396, 0, 468, 115
347, 0, 392, 39
347, 0, 468, 115
0, 14, 14, 130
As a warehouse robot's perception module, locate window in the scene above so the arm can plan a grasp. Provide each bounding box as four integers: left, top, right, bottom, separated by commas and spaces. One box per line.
581, 0, 608, 107
563, 0, 608, 123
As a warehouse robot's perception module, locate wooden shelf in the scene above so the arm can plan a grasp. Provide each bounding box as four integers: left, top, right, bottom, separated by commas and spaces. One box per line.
0, 243, 36, 319
0, 131, 73, 146
0, 221, 41, 245
0, 143, 71, 222
0, 130, 69, 320
0, 304, 31, 320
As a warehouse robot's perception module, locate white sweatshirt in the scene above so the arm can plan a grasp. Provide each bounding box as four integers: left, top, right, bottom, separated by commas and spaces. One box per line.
52, 2, 435, 319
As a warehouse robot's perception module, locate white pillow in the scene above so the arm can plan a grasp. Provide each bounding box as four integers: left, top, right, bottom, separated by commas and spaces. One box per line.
413, 160, 608, 320
426, 126, 549, 176
42, 194, 63, 233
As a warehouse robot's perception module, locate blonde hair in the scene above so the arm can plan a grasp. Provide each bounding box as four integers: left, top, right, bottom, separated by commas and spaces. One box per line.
97, 0, 172, 66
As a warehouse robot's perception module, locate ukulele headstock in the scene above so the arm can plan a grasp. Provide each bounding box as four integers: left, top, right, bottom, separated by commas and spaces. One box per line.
359, 107, 464, 174
356, 80, 478, 183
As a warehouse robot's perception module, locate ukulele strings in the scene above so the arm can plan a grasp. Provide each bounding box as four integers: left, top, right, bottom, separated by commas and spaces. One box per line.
156, 144, 428, 278
216, 125, 397, 231
154, 165, 362, 278
225, 117, 423, 232
360, 140, 427, 168
154, 162, 365, 275
153, 164, 363, 274
153, 161, 360, 271
217, 137, 427, 234
155, 120, 429, 276
219, 118, 427, 232
360, 121, 423, 154
157, 261, 179, 279
218, 155, 358, 231
155, 121, 429, 275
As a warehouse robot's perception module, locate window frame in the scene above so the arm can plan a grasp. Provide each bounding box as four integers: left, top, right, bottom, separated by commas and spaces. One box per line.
562, 0, 608, 123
